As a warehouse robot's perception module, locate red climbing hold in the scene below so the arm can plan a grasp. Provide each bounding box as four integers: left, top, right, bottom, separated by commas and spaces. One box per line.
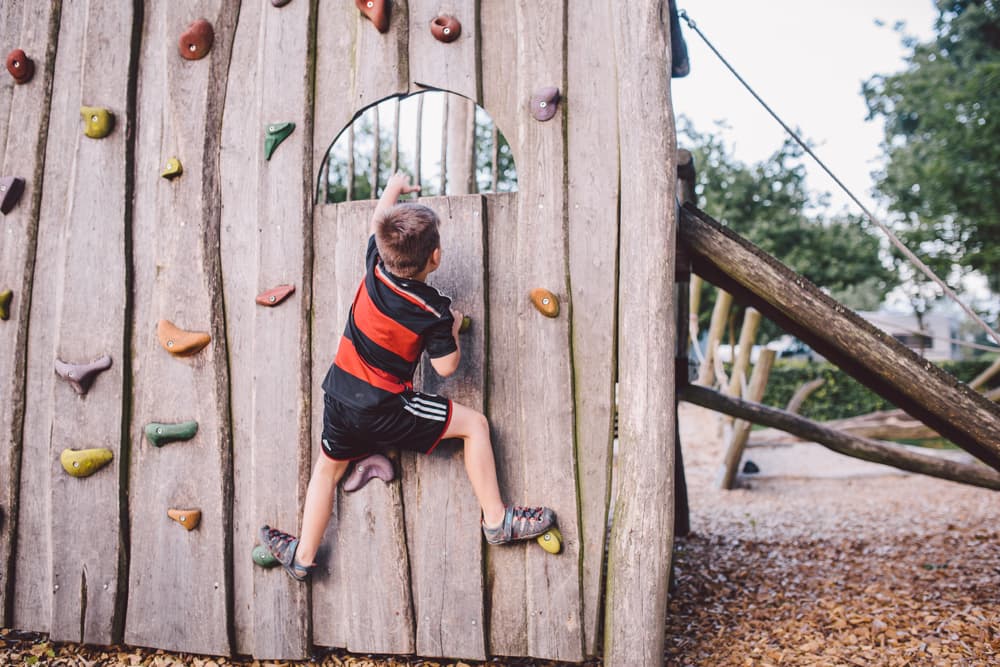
530, 87, 561, 122
355, 0, 390, 33
179, 19, 214, 61
430, 15, 461, 43
255, 284, 295, 307
5, 49, 34, 84
0, 177, 25, 215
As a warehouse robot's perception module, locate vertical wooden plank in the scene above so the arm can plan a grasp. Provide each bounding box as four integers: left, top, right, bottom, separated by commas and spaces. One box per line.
605, 2, 677, 665
0, 0, 59, 628
124, 1, 238, 656
222, 0, 315, 658
440, 94, 449, 194
17, 0, 137, 644
478, 0, 519, 149
408, 0, 478, 100
310, 200, 414, 654
353, 0, 408, 109
484, 192, 526, 656
718, 350, 775, 490
512, 1, 583, 661
446, 97, 476, 195
566, 0, 620, 655
371, 105, 380, 197
405, 194, 486, 660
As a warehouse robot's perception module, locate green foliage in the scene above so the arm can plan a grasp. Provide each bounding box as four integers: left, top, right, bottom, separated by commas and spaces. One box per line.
759, 357, 998, 421
863, 0, 1000, 292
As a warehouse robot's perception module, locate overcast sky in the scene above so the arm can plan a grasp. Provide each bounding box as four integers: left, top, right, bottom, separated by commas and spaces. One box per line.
671, 0, 938, 214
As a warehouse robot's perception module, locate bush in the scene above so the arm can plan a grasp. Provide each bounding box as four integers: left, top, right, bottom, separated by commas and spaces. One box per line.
754, 358, 998, 422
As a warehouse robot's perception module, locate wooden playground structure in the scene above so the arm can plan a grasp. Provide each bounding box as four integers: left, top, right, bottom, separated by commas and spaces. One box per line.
1, 2, 997, 667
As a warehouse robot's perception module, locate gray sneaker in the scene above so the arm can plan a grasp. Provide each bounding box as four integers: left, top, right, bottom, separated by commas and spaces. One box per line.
482, 505, 556, 545
259, 525, 315, 581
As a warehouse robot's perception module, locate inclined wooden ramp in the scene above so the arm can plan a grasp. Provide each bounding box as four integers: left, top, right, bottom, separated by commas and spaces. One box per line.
678, 203, 1000, 472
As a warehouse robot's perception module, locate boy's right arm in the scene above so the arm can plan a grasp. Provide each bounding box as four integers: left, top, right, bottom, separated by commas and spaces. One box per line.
371, 172, 421, 235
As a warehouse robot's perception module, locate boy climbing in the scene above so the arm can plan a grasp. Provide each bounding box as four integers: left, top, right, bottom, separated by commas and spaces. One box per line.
260, 172, 558, 581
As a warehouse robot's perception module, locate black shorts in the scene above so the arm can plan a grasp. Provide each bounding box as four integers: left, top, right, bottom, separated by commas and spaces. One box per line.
321, 390, 453, 461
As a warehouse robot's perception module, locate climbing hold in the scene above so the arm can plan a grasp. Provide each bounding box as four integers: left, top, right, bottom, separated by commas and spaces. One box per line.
430, 15, 461, 43
537, 528, 563, 554
255, 284, 295, 307
80, 107, 115, 139
0, 289, 11, 321
342, 454, 394, 493
0, 176, 26, 214
271, 0, 292, 6
529, 288, 560, 318
5, 49, 34, 84
157, 319, 211, 356
264, 122, 295, 161
459, 315, 472, 334
167, 508, 201, 531
179, 19, 214, 60
144, 420, 199, 447
252, 544, 279, 567
60, 448, 113, 478
54, 354, 113, 395
160, 157, 183, 180
355, 0, 389, 33
529, 87, 561, 122
742, 460, 760, 474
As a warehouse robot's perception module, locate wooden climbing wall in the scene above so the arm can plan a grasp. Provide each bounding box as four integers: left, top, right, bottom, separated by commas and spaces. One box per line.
0, 0, 638, 662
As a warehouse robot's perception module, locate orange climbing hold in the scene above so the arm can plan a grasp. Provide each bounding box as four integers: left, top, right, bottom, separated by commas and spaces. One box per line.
355, 0, 389, 33
167, 508, 202, 531
179, 19, 214, 60
530, 288, 560, 318
431, 15, 461, 43
5, 49, 34, 84
255, 284, 295, 307
157, 319, 211, 356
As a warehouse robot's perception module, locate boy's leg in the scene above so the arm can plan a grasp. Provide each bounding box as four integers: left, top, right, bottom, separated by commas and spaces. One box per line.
295, 453, 350, 566
441, 401, 506, 527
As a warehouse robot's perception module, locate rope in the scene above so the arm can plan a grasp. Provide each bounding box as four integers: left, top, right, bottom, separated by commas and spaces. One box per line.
677, 10, 1000, 347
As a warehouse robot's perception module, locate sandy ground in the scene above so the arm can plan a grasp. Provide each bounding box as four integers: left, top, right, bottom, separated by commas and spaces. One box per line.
2, 405, 997, 666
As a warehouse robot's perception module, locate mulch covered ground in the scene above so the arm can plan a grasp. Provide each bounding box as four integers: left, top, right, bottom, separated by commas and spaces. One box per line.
3, 405, 998, 666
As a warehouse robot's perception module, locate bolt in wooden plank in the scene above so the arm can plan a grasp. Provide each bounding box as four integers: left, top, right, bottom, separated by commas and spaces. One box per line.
0, 0, 59, 629
408, 0, 478, 100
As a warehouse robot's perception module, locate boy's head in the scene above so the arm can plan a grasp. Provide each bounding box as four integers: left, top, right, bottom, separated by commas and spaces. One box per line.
375, 203, 441, 278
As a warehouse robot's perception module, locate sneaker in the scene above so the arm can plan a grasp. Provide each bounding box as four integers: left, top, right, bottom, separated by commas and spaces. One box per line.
259, 525, 315, 581
482, 505, 556, 545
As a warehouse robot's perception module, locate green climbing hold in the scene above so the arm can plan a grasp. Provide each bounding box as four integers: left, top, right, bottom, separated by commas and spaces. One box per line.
80, 106, 115, 139
161, 157, 183, 179
264, 122, 295, 160
252, 545, 279, 568
144, 420, 198, 447
60, 448, 113, 478
0, 289, 11, 321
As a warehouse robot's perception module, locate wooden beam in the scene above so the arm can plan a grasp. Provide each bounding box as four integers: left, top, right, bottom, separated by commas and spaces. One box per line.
718, 350, 775, 489
680, 385, 1000, 491
695, 288, 731, 386
679, 203, 1000, 471
727, 308, 761, 398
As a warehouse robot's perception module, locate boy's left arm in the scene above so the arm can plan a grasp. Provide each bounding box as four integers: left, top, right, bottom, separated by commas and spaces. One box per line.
371, 172, 421, 234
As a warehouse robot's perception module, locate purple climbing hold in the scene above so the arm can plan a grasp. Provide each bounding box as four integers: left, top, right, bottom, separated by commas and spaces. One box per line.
529, 86, 561, 122
271, 0, 292, 6
54, 354, 113, 395
342, 454, 394, 492
0, 177, 26, 215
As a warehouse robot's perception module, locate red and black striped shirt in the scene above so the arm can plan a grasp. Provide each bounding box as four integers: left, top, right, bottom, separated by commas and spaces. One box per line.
322, 235, 456, 410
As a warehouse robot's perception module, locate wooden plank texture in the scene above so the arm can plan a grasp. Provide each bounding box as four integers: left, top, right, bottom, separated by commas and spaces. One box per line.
311, 200, 414, 654
409, 0, 478, 100
405, 194, 486, 660
478, 0, 519, 150
221, 0, 314, 658
679, 204, 1000, 470
605, 2, 677, 666
20, 0, 138, 644
124, 1, 238, 656
0, 0, 58, 627
566, 0, 620, 655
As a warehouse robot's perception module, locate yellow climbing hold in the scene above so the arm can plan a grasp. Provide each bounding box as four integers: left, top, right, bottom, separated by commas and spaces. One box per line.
161, 157, 183, 179
60, 448, 113, 478
80, 106, 115, 139
537, 527, 563, 554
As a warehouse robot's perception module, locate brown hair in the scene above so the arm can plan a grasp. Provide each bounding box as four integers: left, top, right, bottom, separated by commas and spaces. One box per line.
374, 203, 441, 277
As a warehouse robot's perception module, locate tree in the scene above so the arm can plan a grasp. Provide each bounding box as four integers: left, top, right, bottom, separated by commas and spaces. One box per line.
680, 118, 899, 338
863, 0, 1000, 293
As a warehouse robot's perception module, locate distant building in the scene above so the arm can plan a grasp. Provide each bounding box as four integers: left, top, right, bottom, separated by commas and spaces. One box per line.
856, 310, 958, 361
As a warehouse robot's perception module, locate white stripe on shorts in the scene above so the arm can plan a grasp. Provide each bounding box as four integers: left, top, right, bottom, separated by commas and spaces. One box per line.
404, 404, 447, 422
412, 396, 448, 415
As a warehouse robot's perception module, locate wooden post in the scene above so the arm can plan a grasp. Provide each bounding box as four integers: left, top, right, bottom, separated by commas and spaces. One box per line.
446, 96, 476, 195
681, 385, 1000, 491
390, 97, 400, 175
727, 308, 762, 397
679, 203, 1000, 470
346, 125, 355, 201
696, 288, 732, 386
718, 350, 775, 489
786, 378, 825, 415
439, 93, 448, 195
970, 355, 1000, 390
606, 2, 676, 665
414, 94, 424, 190
673, 149, 696, 538
491, 124, 500, 192
688, 274, 704, 362
370, 104, 380, 198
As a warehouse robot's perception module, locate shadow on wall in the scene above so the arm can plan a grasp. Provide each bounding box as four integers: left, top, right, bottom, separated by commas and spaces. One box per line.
318, 90, 517, 203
